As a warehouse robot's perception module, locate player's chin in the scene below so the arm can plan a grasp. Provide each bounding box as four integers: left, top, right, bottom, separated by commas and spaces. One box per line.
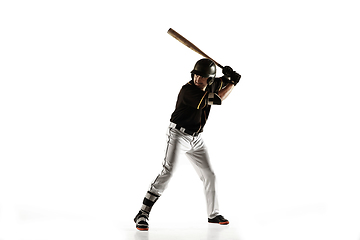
195, 83, 204, 88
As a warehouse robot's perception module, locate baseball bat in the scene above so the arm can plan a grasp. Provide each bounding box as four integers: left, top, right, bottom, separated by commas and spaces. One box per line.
167, 28, 224, 69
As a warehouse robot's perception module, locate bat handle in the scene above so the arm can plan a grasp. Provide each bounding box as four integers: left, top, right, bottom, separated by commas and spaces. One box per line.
216, 63, 224, 69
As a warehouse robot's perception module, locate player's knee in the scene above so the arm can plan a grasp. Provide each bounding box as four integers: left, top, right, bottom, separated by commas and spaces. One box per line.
162, 163, 175, 175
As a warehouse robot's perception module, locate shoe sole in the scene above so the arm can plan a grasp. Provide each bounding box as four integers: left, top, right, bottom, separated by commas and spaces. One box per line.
220, 221, 229, 225
209, 221, 229, 225
136, 227, 149, 231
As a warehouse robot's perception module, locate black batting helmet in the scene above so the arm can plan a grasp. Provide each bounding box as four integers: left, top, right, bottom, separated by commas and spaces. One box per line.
191, 58, 216, 85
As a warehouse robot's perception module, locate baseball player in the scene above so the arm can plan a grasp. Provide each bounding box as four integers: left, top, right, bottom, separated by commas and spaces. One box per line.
134, 58, 241, 231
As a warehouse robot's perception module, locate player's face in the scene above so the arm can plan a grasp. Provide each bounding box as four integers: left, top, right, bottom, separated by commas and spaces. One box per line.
194, 74, 208, 90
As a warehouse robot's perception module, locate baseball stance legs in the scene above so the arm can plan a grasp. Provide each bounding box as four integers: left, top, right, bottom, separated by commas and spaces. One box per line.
136, 125, 223, 230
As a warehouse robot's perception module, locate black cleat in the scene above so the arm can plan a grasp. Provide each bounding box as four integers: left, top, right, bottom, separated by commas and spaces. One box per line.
208, 215, 229, 225
134, 210, 149, 231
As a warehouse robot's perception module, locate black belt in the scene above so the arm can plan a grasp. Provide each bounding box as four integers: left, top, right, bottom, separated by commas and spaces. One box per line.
170, 123, 200, 137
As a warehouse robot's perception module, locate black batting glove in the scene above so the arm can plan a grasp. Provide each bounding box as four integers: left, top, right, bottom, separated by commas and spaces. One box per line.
222, 66, 233, 77
230, 71, 241, 86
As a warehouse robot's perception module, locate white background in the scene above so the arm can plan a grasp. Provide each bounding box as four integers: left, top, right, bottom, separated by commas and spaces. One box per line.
1, 0, 359, 239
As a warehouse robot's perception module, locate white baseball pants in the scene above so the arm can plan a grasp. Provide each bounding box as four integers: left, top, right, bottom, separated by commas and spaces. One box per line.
149, 123, 220, 219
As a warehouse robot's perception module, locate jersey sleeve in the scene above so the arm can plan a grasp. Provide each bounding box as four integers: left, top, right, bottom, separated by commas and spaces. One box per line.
211, 77, 230, 93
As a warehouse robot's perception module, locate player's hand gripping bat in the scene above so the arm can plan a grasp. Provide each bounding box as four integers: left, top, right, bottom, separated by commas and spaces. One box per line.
167, 28, 224, 69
